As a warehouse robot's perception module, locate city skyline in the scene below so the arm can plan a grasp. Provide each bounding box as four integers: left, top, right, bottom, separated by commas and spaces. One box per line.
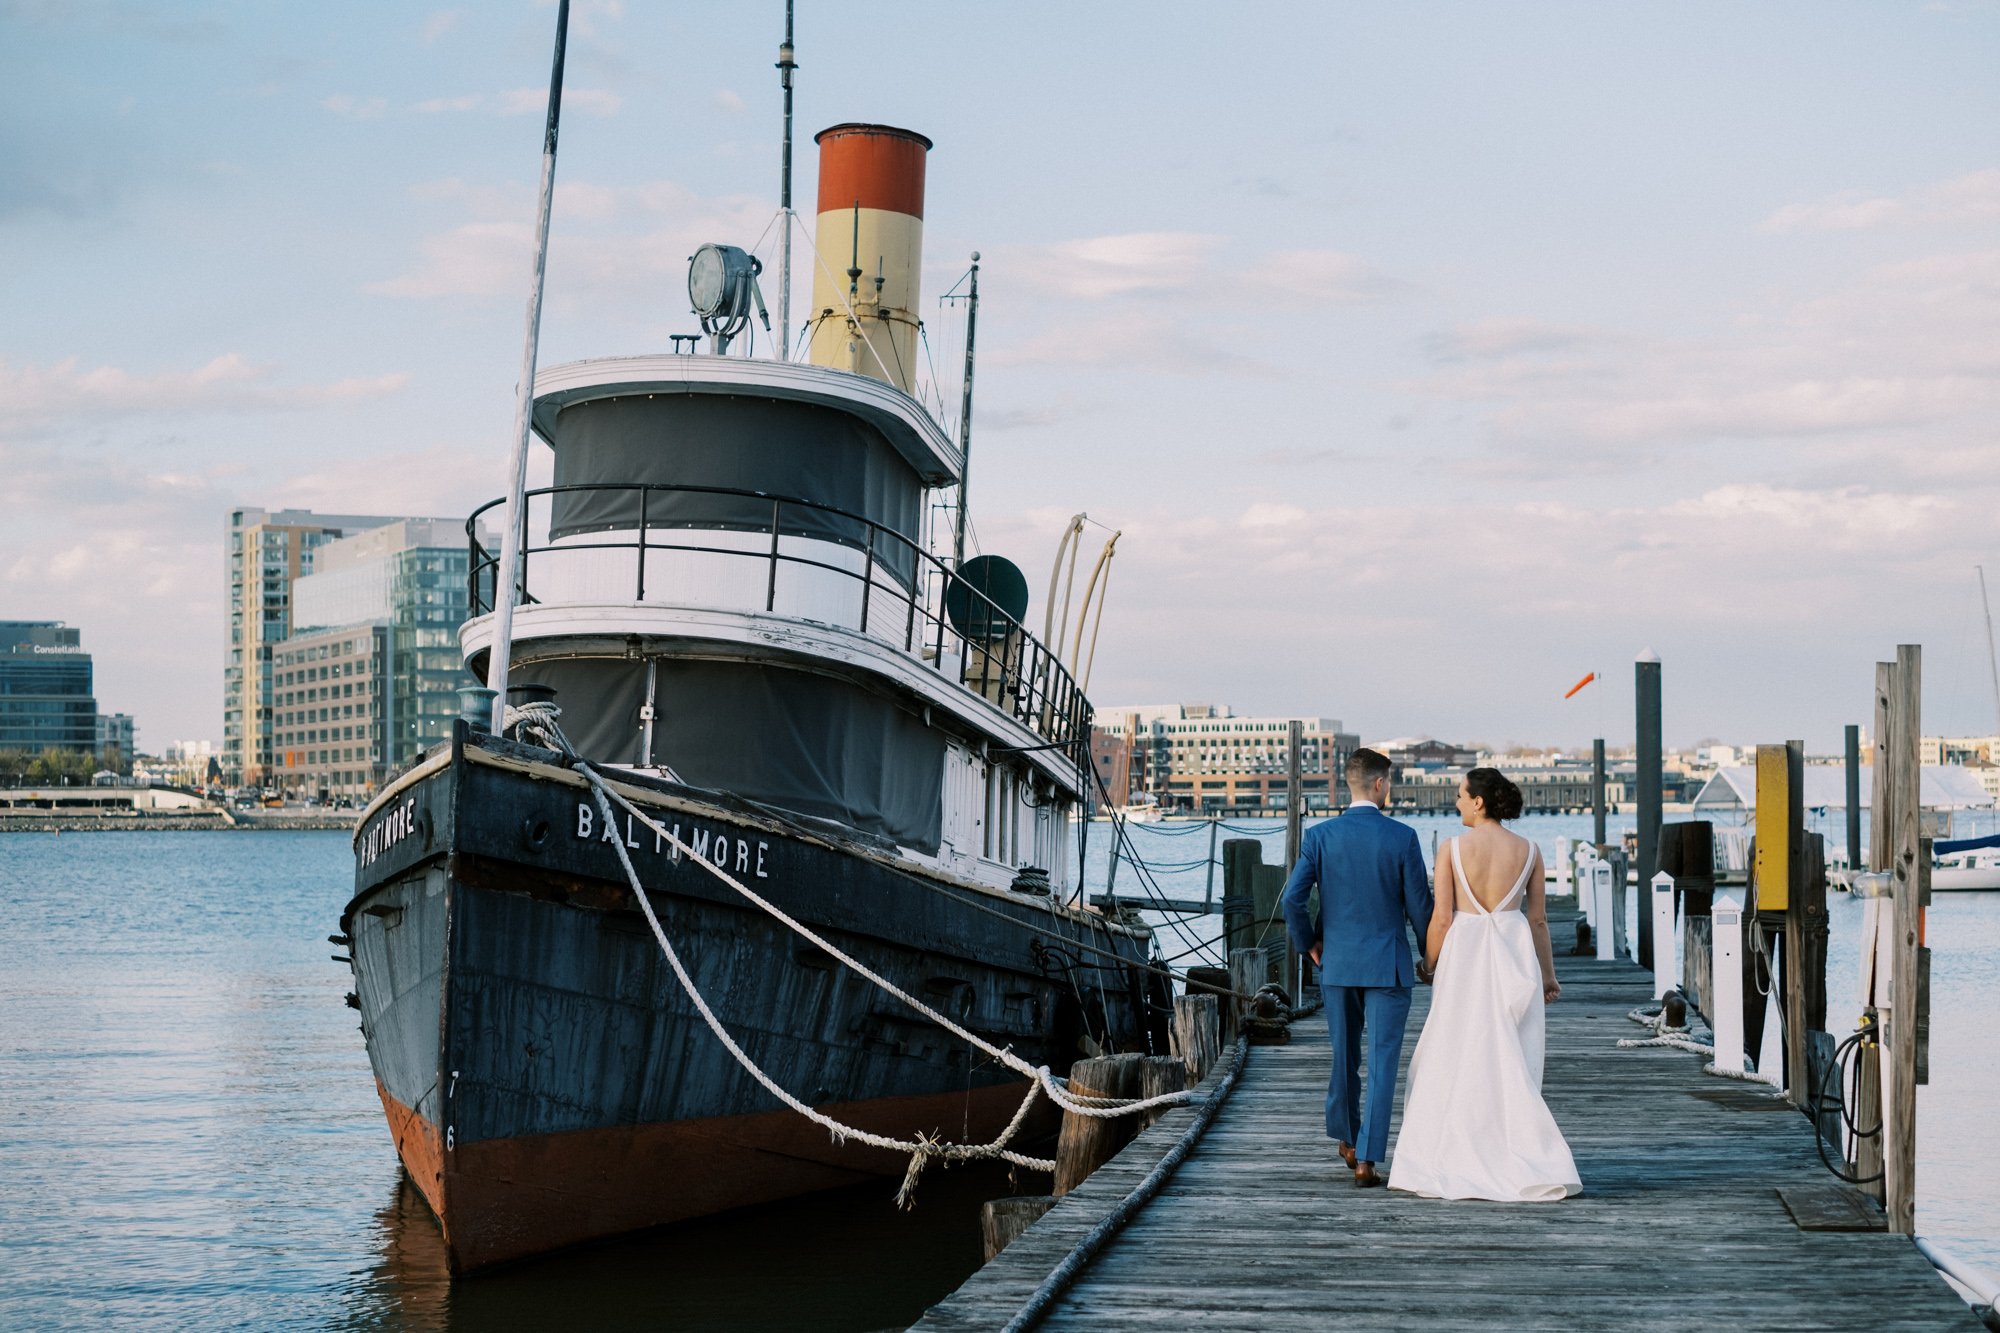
6, 3, 2000, 752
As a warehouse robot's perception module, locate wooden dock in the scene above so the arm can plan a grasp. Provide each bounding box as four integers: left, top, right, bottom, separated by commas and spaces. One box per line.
915, 907, 1980, 1331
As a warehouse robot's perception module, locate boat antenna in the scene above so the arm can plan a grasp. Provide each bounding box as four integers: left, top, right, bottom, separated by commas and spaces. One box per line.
776, 0, 796, 360
1980, 564, 2000, 736
950, 253, 980, 568
486, 0, 570, 734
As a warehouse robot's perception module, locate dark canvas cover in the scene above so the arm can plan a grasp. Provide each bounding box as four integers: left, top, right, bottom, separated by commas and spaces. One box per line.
548, 394, 922, 585
510, 655, 944, 854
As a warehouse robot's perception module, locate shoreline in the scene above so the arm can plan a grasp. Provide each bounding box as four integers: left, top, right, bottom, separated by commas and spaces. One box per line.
0, 815, 356, 833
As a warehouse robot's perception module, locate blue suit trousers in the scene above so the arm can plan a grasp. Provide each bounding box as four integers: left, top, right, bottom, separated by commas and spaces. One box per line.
1321, 983, 1412, 1165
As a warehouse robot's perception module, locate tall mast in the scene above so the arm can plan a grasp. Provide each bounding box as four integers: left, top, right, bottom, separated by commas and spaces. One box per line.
951, 253, 980, 569
1980, 564, 2000, 736
776, 0, 797, 361
486, 0, 570, 733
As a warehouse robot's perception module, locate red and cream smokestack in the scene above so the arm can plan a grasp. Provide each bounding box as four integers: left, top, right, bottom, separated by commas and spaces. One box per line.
806, 123, 930, 396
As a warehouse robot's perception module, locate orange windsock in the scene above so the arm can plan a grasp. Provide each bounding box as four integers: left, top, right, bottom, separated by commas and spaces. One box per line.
1563, 672, 1598, 700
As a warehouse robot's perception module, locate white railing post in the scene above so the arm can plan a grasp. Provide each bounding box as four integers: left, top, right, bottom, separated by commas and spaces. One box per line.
1578, 845, 1598, 928
1553, 836, 1572, 897
1711, 891, 1746, 1074
1592, 860, 1616, 961
1651, 871, 1676, 999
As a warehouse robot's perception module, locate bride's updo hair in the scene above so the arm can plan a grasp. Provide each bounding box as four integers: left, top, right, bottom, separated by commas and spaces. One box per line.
1465, 767, 1525, 821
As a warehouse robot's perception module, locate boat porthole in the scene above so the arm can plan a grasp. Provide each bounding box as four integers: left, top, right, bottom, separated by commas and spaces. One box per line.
522, 816, 551, 849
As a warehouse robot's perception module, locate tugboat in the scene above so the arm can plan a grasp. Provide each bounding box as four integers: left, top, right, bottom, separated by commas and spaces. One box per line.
339, 24, 1162, 1273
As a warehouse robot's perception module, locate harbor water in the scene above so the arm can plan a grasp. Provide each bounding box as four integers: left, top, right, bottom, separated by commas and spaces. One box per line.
2, 817, 1996, 1327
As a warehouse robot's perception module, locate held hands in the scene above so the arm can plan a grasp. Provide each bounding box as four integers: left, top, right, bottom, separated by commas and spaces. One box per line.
1309, 943, 1323, 966
1416, 959, 1435, 985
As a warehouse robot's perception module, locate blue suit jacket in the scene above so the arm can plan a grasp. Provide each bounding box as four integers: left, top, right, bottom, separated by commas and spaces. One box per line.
1281, 806, 1434, 988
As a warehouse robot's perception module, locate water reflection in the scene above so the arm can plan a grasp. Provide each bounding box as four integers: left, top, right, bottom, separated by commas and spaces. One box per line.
339, 1164, 1018, 1332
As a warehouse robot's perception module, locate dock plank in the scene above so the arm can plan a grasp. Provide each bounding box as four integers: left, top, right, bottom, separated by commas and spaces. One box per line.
914, 907, 1979, 1331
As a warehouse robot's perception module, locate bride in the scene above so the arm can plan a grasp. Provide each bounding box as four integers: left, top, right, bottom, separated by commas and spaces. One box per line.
1389, 767, 1581, 1201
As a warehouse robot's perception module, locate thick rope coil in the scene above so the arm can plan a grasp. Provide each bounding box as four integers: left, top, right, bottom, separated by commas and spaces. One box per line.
1616, 1003, 1715, 1055
1617, 1003, 1780, 1085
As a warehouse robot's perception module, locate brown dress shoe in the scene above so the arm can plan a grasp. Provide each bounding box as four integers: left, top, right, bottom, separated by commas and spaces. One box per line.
1336, 1141, 1357, 1170
1354, 1162, 1385, 1188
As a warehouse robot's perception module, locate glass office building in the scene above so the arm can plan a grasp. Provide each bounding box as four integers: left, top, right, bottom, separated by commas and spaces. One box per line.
283, 519, 476, 794
0, 621, 99, 753
224, 507, 398, 786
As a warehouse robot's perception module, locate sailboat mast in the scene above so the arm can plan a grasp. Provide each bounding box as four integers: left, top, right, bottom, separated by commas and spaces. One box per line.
1980, 564, 2000, 736
776, 0, 796, 361
487, 0, 570, 733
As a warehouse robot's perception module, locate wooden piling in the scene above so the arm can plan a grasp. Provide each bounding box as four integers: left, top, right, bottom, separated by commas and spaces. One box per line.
1054, 1054, 1145, 1196
1635, 656, 1663, 968
1843, 722, 1862, 883
1284, 718, 1304, 995
1221, 839, 1261, 954
1169, 993, 1222, 1084
1228, 948, 1263, 1032
980, 1195, 1055, 1262
1137, 1055, 1188, 1129
1591, 737, 1607, 847
1781, 739, 1809, 1107
1884, 643, 1921, 1235
1856, 662, 1891, 1200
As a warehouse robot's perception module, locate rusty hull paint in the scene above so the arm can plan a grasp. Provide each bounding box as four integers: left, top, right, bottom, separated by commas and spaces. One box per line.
380, 1079, 1041, 1271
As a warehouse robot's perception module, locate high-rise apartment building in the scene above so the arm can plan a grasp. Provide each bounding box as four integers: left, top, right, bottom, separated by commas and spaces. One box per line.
94, 712, 136, 772
276, 518, 477, 798
223, 507, 397, 786
0, 621, 99, 753
1092, 703, 1361, 813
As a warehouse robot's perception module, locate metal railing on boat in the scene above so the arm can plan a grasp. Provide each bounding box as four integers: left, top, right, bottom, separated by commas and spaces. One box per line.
467, 483, 1093, 764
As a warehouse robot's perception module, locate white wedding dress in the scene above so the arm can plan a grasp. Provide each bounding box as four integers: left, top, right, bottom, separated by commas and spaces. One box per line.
1388, 837, 1581, 1201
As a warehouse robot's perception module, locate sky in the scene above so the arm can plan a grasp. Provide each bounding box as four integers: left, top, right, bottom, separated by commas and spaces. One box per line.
5, 0, 2000, 755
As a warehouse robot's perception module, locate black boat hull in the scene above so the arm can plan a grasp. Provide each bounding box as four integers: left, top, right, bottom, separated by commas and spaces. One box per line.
343, 733, 1158, 1270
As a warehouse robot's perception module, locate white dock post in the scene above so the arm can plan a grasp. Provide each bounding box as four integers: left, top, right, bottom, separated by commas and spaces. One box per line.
1578, 846, 1598, 928
1711, 891, 1746, 1075
1591, 860, 1616, 961
1624, 880, 1640, 961
1553, 836, 1572, 897
1650, 871, 1675, 999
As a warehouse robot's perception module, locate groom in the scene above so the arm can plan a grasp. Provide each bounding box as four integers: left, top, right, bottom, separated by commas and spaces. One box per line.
1280, 748, 1433, 1186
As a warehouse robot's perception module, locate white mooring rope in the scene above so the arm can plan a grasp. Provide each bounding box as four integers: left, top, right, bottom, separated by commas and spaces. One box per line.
500, 704, 1196, 1204
1616, 1004, 1776, 1084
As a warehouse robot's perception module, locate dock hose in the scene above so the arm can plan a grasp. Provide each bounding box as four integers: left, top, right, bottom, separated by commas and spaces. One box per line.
503, 704, 1199, 1204
1807, 1013, 1883, 1187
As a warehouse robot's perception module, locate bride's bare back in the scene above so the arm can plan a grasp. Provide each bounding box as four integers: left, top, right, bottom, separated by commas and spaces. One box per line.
1448, 827, 1540, 915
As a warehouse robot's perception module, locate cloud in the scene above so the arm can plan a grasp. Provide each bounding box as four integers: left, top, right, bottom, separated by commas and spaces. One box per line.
1409, 248, 2000, 450
712, 89, 746, 114
414, 95, 481, 113
1759, 168, 2000, 233
420, 8, 463, 42
1421, 319, 1608, 363
0, 354, 409, 435
1241, 249, 1405, 306
989, 232, 1397, 307
500, 86, 622, 117
995, 232, 1220, 300
366, 176, 771, 303
973, 464, 1996, 746
321, 93, 388, 120
986, 311, 1280, 379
